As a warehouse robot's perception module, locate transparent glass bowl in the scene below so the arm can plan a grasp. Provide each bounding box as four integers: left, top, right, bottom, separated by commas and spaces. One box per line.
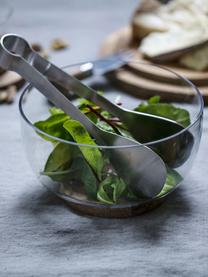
19, 61, 203, 217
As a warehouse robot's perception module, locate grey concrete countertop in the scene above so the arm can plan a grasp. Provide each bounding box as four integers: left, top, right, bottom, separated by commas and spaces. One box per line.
0, 1, 207, 276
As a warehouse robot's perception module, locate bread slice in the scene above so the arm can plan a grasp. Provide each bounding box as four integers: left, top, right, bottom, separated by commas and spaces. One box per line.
140, 27, 207, 58
132, 0, 164, 40
133, 0, 208, 63
132, 13, 168, 40
180, 44, 208, 71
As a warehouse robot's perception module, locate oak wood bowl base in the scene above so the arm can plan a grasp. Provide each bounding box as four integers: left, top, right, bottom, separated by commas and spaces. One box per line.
61, 195, 166, 218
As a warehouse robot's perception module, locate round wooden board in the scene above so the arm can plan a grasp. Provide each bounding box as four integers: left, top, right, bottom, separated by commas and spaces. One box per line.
99, 26, 208, 104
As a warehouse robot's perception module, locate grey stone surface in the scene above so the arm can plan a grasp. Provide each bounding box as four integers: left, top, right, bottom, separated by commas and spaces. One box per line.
0, 1, 208, 276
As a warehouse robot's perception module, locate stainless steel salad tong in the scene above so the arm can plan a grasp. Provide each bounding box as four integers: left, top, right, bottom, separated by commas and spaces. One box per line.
0, 33, 168, 198
3, 35, 193, 168
0, 34, 193, 168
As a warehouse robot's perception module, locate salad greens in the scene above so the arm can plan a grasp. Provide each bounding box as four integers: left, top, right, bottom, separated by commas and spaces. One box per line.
63, 120, 104, 180
35, 112, 71, 142
35, 96, 190, 204
44, 142, 73, 172
134, 96, 190, 128
97, 176, 127, 204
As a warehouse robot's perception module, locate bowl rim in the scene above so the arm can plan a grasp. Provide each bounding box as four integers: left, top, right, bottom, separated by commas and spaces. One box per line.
19, 60, 204, 149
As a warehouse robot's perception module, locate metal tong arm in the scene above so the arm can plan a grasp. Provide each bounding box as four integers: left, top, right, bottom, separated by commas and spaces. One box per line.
0, 34, 105, 142
0, 34, 168, 198
0, 34, 125, 120
43, 60, 126, 120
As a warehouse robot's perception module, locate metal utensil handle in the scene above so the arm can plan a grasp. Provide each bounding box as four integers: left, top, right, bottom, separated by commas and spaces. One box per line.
0, 34, 168, 199
4, 34, 125, 118
0, 34, 104, 141
18, 60, 101, 136
34, 54, 125, 119
1, 34, 125, 120
0, 34, 136, 145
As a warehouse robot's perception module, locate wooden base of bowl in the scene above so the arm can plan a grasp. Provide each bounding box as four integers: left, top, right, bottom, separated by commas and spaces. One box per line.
59, 193, 166, 218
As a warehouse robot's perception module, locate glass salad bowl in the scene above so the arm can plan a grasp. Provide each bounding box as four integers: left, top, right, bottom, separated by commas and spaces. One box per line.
19, 61, 203, 217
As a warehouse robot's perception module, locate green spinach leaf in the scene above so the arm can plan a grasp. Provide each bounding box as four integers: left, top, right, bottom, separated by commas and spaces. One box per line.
69, 156, 98, 198
44, 142, 73, 172
97, 175, 127, 204
34, 113, 70, 142
96, 119, 115, 133
134, 96, 191, 128
43, 155, 98, 198
49, 107, 65, 115
63, 119, 104, 180
158, 168, 183, 196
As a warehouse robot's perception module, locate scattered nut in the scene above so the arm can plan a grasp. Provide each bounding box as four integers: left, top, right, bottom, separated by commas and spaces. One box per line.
31, 43, 43, 53
51, 38, 69, 50
0, 85, 17, 103
0, 90, 8, 103
6, 85, 17, 103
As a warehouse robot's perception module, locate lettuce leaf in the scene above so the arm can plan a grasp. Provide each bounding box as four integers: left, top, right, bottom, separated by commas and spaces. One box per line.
43, 155, 98, 198
63, 119, 104, 180
158, 168, 183, 196
134, 96, 190, 128
34, 113, 70, 142
44, 142, 73, 172
97, 175, 127, 204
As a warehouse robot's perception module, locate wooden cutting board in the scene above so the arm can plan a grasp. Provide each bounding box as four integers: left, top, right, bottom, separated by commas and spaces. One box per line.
99, 26, 208, 104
